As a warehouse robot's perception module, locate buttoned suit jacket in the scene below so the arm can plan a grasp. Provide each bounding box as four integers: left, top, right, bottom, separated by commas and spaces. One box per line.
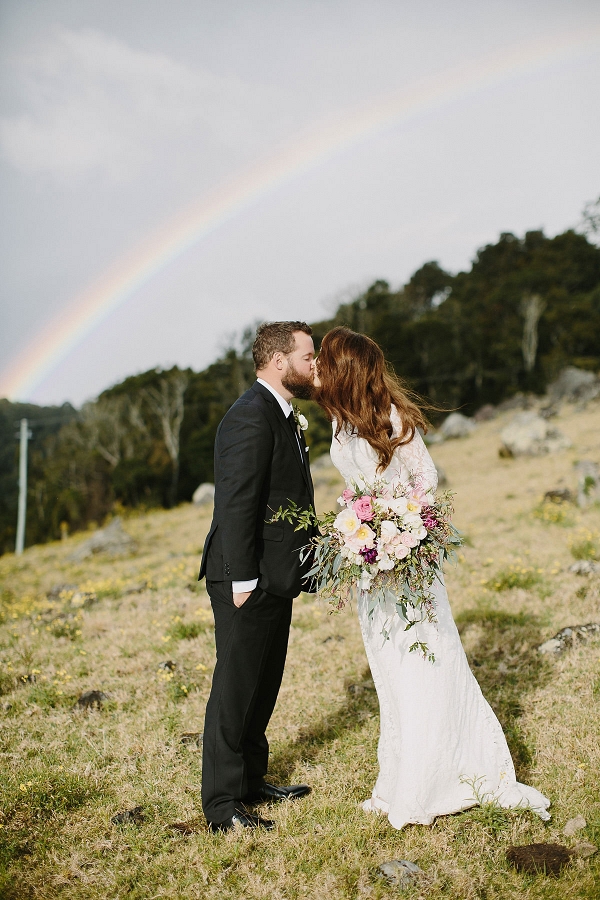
199, 381, 316, 599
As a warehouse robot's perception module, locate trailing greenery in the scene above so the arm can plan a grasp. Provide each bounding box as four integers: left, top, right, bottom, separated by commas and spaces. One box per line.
1, 227, 600, 553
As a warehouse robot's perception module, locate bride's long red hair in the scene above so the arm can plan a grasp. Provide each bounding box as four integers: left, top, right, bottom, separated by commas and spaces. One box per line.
316, 327, 428, 472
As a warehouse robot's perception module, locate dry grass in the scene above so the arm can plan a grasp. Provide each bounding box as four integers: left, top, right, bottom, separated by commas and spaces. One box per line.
1, 402, 599, 898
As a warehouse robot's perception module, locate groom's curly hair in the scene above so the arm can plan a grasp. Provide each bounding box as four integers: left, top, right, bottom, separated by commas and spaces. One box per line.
252, 321, 312, 371
316, 327, 430, 473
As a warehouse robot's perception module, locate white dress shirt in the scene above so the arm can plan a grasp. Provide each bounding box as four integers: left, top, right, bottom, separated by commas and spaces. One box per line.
232, 378, 295, 594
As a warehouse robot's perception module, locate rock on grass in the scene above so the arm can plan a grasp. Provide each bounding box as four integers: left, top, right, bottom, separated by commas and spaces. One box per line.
68, 517, 137, 562
378, 859, 424, 889
537, 624, 600, 655
73, 690, 109, 710
111, 806, 145, 826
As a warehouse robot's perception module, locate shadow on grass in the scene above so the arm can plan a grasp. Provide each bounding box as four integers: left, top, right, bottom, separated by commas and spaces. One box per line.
269, 665, 377, 783
271, 607, 552, 786
454, 605, 553, 780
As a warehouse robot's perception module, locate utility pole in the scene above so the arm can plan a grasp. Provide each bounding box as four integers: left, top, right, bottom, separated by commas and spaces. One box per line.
15, 418, 31, 555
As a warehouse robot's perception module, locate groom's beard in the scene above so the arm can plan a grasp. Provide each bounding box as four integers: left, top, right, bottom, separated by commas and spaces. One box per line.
282, 361, 315, 400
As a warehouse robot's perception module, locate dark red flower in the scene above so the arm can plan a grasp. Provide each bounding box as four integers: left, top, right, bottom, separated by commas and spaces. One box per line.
360, 547, 378, 564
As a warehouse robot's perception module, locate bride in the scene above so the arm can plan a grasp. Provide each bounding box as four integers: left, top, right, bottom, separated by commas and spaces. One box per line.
313, 326, 550, 830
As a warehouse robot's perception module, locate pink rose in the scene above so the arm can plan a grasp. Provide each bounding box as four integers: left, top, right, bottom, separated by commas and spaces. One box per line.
353, 496, 374, 521
342, 488, 355, 503
393, 543, 410, 560
399, 531, 418, 548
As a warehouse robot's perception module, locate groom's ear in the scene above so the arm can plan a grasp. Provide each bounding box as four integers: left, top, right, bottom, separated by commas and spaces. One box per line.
272, 351, 286, 370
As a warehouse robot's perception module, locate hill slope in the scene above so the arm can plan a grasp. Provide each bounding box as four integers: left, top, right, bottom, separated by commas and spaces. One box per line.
0, 402, 599, 898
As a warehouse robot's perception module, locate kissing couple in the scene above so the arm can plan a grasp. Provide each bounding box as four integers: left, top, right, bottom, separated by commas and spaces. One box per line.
198, 321, 550, 833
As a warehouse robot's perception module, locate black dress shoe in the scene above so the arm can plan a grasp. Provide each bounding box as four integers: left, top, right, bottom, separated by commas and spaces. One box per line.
208, 806, 275, 833
243, 782, 311, 805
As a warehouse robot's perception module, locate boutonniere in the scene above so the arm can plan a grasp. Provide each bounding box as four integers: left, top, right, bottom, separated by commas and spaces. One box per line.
293, 406, 309, 431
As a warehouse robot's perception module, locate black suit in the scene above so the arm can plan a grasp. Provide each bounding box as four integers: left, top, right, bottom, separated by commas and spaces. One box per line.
199, 381, 315, 823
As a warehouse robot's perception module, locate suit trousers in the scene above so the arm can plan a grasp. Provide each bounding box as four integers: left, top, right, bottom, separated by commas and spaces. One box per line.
201, 580, 293, 824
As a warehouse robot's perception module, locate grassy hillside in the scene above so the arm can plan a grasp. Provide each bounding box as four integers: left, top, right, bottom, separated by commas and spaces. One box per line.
0, 403, 599, 899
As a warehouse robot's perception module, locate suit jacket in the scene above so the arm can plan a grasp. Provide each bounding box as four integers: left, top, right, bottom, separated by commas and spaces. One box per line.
199, 381, 316, 599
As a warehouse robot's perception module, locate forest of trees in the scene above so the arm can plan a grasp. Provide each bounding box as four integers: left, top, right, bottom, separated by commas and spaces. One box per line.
1, 225, 600, 555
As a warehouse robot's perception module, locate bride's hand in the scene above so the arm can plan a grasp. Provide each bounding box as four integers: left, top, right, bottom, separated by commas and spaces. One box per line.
312, 358, 321, 388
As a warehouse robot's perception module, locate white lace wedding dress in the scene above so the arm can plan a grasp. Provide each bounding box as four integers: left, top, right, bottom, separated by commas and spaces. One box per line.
329, 409, 550, 830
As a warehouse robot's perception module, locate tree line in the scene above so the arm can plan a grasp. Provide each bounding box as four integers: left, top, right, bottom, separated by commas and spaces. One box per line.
1, 226, 599, 555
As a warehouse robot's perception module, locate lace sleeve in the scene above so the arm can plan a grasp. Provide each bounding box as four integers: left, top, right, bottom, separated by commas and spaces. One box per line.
391, 408, 438, 494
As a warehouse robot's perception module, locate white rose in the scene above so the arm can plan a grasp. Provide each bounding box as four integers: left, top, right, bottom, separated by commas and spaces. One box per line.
403, 512, 422, 529
334, 508, 361, 536
388, 497, 408, 515
379, 520, 398, 544
414, 525, 427, 540
297, 414, 309, 431
377, 551, 395, 571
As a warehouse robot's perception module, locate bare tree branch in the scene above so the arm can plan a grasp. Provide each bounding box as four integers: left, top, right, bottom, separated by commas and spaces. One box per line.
521, 293, 546, 373
141, 372, 189, 505
581, 196, 600, 236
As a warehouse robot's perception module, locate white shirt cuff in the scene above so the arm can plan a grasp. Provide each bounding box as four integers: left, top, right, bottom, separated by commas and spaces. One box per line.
232, 579, 258, 592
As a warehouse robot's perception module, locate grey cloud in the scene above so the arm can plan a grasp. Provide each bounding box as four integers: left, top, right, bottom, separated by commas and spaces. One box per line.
0, 26, 284, 179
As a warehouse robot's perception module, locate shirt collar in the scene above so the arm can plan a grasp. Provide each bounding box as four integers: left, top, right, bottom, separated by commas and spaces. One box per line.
257, 378, 294, 418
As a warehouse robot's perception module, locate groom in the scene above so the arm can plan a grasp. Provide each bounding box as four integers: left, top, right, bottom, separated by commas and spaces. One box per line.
199, 321, 317, 832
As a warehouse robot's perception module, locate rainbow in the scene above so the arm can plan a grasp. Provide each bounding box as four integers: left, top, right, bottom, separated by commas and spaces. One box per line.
2, 27, 599, 402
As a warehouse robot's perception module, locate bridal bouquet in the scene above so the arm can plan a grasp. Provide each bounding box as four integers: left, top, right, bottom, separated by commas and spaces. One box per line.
270, 477, 462, 659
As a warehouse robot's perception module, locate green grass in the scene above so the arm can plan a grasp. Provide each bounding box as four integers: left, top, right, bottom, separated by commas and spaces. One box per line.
569, 535, 599, 561
166, 617, 209, 641
458, 776, 518, 838
0, 769, 107, 886
0, 668, 15, 697
485, 564, 543, 592
25, 683, 69, 710
532, 499, 575, 527
48, 615, 83, 641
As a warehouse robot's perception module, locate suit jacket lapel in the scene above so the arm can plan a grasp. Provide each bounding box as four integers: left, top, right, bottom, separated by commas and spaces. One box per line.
252, 382, 314, 496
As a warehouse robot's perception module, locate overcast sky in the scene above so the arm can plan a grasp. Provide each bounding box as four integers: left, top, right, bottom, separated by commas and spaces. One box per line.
1, 0, 599, 406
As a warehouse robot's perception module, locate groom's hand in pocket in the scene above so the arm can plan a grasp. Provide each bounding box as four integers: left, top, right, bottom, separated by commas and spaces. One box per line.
232, 590, 252, 608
